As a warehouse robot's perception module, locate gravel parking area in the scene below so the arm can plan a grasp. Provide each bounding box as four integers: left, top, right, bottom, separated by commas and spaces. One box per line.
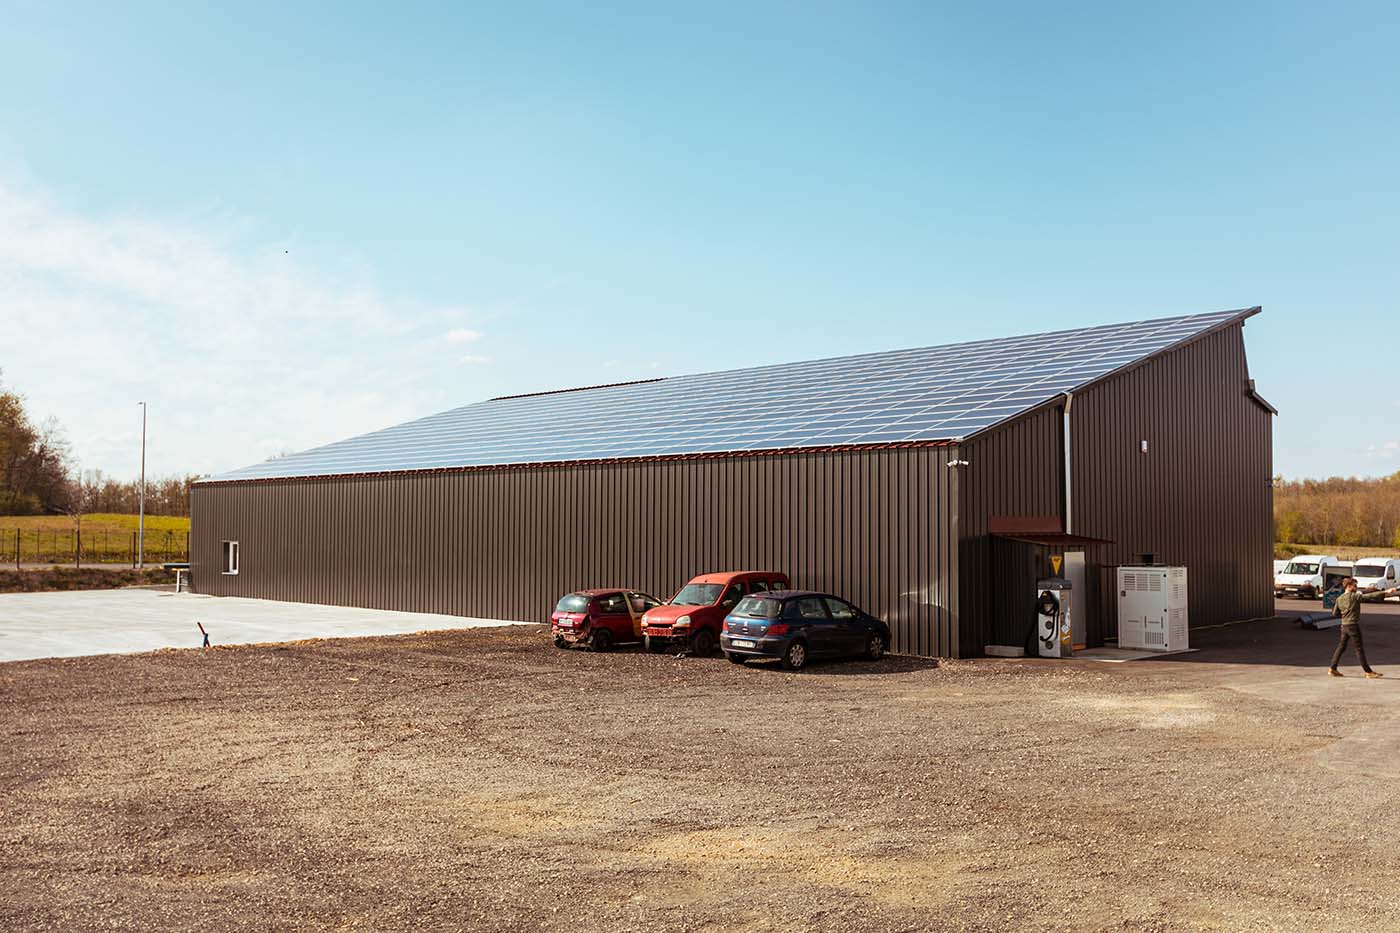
2, 616, 1398, 931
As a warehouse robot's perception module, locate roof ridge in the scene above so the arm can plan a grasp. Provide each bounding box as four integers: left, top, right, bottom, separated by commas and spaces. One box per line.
490, 377, 665, 402
502, 307, 1258, 402
200, 307, 1261, 483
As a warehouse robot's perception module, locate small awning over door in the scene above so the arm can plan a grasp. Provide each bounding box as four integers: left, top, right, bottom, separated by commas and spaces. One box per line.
987, 515, 1114, 548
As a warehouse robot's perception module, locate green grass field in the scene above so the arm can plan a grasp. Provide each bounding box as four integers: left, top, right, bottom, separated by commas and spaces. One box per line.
0, 514, 190, 565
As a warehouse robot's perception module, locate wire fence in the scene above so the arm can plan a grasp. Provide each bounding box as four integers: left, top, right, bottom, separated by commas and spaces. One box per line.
0, 528, 190, 567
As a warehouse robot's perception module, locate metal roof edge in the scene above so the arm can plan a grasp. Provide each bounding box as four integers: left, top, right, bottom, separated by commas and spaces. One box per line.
490, 377, 666, 402
193, 438, 959, 488
1063, 305, 1261, 400
960, 306, 1262, 445
1247, 388, 1279, 416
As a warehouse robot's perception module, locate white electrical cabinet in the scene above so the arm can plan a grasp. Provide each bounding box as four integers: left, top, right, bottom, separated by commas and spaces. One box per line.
1116, 566, 1189, 651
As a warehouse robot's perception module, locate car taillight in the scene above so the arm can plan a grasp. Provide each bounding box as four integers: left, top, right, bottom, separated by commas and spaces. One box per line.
766, 622, 790, 636
722, 620, 730, 632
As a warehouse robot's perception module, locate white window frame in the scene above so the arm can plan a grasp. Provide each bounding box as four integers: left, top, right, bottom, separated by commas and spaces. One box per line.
222, 540, 239, 575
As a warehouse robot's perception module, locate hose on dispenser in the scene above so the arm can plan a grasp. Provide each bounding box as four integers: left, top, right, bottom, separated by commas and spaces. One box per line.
1035, 590, 1060, 654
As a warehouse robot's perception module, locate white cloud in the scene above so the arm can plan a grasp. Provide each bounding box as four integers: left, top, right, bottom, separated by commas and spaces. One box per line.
0, 180, 486, 479
459, 354, 492, 365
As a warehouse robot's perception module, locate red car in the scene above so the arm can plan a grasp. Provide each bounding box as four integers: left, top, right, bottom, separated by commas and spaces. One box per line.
640, 571, 791, 655
551, 589, 664, 651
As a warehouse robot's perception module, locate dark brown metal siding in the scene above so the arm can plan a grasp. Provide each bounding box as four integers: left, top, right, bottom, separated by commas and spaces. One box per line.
957, 322, 1273, 652
191, 446, 962, 657
958, 406, 1064, 651
1071, 323, 1274, 634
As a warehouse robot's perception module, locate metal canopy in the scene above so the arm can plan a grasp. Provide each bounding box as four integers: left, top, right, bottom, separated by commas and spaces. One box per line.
207, 308, 1254, 482
991, 531, 1115, 547
986, 515, 1113, 547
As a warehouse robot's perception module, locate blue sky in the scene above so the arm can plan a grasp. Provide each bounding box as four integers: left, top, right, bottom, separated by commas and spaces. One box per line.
1, 1, 1397, 480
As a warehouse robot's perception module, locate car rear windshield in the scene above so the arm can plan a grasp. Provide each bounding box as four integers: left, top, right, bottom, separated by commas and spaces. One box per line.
1353, 565, 1384, 578
732, 596, 780, 619
672, 583, 725, 606
555, 594, 591, 613
1284, 562, 1319, 575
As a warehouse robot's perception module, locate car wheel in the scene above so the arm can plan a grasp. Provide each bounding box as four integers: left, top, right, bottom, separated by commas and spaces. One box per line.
553, 635, 568, 649
591, 628, 613, 652
727, 652, 747, 665
781, 639, 808, 672
690, 628, 717, 657
865, 632, 885, 661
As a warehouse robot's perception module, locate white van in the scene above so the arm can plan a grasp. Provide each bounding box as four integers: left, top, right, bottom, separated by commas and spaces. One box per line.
1352, 557, 1400, 595
1274, 555, 1347, 599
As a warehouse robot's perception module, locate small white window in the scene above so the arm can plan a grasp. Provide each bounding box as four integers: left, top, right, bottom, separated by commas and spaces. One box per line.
222, 540, 239, 575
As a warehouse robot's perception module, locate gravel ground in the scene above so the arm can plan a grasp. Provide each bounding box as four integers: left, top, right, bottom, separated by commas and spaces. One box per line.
2, 622, 1398, 932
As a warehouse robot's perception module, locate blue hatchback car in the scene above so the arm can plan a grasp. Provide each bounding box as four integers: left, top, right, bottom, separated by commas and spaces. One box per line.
719, 590, 891, 671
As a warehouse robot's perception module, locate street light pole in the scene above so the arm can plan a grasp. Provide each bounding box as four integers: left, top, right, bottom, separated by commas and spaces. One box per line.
138, 402, 147, 570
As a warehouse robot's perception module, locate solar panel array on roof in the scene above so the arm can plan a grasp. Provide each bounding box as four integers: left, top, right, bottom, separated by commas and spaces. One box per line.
206, 309, 1251, 482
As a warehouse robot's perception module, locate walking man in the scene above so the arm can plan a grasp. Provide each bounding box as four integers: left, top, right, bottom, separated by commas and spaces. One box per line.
1329, 577, 1384, 678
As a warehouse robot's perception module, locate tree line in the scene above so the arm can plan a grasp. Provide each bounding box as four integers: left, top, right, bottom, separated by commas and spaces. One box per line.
1275, 473, 1400, 548
1, 376, 198, 518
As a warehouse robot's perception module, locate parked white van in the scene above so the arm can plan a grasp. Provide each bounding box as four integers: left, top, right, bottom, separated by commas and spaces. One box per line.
1274, 555, 1347, 599
1352, 557, 1400, 595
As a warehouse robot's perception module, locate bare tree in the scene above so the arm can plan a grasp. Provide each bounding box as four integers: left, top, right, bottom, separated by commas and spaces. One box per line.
53, 469, 101, 568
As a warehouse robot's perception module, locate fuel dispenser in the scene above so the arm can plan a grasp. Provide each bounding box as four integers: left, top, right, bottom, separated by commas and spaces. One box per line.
1035, 577, 1073, 658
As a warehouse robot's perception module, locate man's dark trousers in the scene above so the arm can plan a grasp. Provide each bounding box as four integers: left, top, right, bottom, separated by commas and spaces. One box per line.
1331, 623, 1373, 672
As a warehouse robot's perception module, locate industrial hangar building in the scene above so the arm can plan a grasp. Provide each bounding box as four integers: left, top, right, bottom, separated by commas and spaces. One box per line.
192, 307, 1275, 658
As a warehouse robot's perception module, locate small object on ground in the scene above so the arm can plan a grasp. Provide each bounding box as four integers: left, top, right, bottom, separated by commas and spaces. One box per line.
1299, 612, 1340, 630
197, 622, 210, 648
1328, 668, 1343, 677
1365, 671, 1384, 679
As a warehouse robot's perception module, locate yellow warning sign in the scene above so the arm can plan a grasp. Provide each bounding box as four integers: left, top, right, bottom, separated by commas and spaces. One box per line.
1050, 555, 1063, 575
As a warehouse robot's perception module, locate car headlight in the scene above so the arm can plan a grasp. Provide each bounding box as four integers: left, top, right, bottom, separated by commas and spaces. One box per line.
674, 615, 691, 628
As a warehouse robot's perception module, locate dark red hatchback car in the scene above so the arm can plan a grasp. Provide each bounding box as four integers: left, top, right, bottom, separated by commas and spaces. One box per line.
551, 589, 664, 651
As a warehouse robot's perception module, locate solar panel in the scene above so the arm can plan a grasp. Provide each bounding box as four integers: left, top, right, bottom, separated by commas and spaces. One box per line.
206, 308, 1252, 482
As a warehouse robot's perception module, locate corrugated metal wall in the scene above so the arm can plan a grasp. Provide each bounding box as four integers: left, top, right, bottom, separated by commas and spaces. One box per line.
957, 322, 1274, 653
958, 407, 1063, 651
1071, 323, 1274, 633
192, 446, 962, 657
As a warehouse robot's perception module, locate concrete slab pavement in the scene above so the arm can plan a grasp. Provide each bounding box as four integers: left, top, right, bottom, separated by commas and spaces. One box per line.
1154, 604, 1400, 779
0, 589, 530, 662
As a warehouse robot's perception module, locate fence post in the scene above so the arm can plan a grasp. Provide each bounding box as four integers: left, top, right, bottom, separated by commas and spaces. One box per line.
131, 531, 136, 569
13, 528, 18, 570
76, 529, 82, 569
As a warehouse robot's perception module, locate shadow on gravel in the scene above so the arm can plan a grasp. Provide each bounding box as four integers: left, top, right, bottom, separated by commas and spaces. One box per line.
734, 655, 940, 676
567, 643, 940, 676
1154, 612, 1400, 670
